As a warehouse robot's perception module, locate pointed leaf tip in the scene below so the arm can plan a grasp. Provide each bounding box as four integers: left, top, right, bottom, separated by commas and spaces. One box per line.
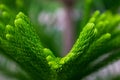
16, 12, 26, 19
6, 34, 13, 40
6, 25, 14, 32
105, 33, 111, 39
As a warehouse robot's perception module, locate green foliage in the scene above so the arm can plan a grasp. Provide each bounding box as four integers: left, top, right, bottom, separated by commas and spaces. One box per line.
0, 0, 120, 80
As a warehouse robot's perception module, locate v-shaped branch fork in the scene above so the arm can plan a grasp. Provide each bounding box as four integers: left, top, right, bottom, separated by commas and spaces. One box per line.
1, 5, 120, 80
